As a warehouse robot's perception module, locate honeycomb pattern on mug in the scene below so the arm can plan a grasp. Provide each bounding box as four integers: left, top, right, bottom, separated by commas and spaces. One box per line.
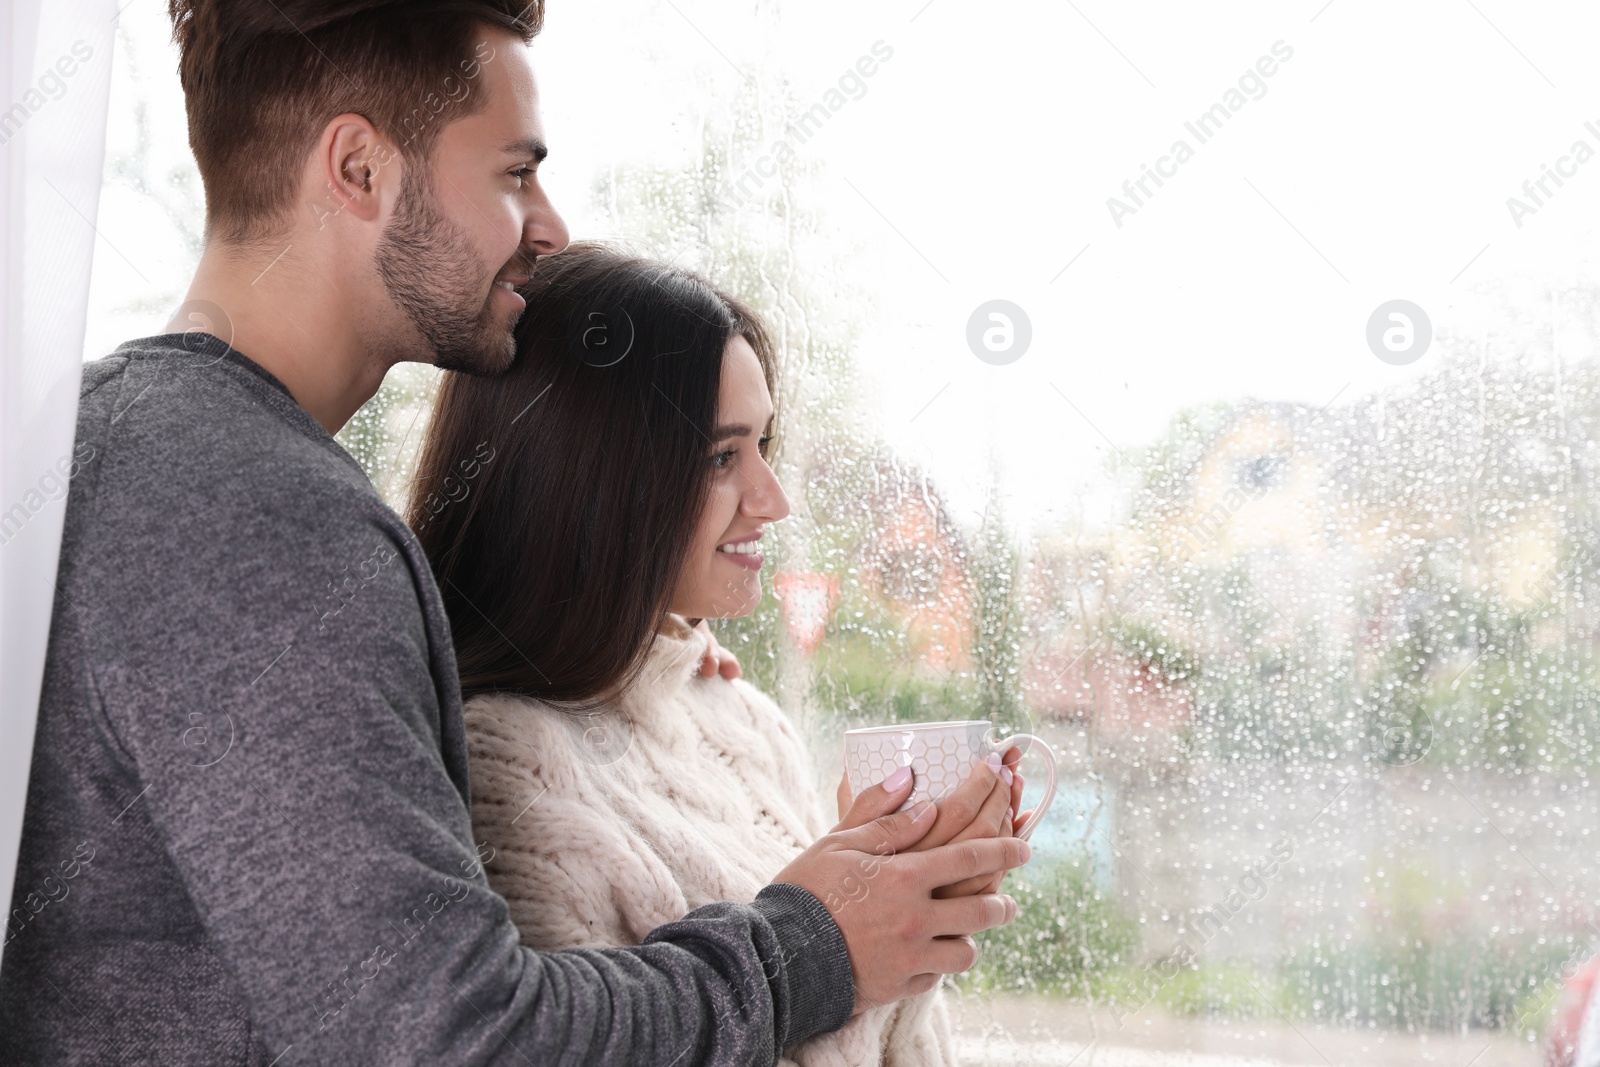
849, 730, 982, 808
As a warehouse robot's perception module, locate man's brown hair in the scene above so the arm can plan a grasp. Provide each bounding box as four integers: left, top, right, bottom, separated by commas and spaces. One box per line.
168, 0, 543, 244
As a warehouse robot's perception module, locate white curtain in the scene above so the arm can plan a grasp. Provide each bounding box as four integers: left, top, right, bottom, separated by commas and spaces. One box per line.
0, 0, 116, 965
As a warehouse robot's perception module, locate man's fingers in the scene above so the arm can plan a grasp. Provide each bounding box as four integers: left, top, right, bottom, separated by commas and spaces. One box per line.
933, 870, 1003, 900
930, 892, 1018, 938
908, 836, 1030, 890
916, 935, 981, 977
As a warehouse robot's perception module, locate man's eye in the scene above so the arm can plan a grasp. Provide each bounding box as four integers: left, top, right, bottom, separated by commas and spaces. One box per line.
510, 167, 534, 182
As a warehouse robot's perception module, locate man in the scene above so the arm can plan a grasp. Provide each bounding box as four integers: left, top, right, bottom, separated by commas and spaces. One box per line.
0, 1, 1030, 1063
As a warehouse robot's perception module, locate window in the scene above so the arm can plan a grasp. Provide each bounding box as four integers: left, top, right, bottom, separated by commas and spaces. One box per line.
93, 3, 1599, 1063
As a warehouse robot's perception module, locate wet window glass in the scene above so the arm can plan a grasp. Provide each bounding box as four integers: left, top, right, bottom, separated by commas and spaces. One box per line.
91, 4, 1600, 1063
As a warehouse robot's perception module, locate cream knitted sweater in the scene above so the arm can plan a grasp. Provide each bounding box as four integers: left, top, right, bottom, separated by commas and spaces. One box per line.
463, 614, 956, 1066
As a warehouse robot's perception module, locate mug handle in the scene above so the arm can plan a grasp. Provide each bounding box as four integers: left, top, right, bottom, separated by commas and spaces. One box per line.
989, 733, 1057, 843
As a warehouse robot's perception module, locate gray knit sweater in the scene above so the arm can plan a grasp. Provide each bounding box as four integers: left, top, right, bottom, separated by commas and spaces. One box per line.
0, 333, 854, 1065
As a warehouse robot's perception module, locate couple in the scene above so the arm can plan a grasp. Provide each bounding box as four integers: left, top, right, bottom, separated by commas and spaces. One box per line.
0, 1, 1032, 1065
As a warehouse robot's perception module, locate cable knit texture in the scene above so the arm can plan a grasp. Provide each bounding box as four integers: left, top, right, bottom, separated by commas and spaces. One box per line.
465, 614, 956, 1066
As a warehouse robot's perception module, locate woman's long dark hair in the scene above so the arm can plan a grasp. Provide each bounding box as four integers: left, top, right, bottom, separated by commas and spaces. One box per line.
409, 242, 776, 705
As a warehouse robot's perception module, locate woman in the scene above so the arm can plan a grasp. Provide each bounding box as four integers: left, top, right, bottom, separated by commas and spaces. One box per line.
409, 243, 1018, 1065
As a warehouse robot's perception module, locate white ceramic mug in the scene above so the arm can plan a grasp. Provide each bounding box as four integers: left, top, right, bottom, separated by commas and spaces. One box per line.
844, 720, 1059, 841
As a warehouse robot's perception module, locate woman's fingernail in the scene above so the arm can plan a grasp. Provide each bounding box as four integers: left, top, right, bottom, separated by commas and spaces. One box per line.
885, 765, 912, 792
1001, 767, 1014, 787
985, 753, 1002, 772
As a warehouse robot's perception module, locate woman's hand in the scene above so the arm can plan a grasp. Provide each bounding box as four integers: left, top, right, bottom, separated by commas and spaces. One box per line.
834, 747, 1028, 898
692, 619, 742, 679
928, 747, 1023, 898
945, 747, 1027, 897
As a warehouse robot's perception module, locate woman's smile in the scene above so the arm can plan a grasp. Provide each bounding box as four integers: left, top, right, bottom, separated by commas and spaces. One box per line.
715, 531, 764, 570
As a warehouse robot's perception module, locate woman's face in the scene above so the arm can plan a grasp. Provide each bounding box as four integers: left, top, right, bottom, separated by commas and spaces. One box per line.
668, 333, 790, 620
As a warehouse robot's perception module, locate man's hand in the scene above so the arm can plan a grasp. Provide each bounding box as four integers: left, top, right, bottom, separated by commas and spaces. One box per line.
693, 619, 741, 679
772, 768, 1030, 1015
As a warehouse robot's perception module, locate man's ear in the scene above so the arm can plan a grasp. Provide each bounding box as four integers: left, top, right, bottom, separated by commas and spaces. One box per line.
309, 113, 392, 229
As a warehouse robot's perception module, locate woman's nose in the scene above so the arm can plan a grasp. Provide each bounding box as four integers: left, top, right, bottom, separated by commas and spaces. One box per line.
745, 462, 790, 522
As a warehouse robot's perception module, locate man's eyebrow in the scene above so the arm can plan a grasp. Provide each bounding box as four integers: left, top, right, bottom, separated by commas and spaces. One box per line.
502, 138, 549, 162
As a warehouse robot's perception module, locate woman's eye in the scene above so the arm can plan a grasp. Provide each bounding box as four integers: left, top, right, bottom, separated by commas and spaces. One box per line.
713, 449, 736, 469
758, 435, 772, 457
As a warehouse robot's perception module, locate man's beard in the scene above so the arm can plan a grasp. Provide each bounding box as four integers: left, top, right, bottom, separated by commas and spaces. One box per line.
376, 164, 527, 376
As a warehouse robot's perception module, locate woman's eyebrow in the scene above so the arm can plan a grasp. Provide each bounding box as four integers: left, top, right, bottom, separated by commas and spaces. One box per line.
711, 423, 751, 443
